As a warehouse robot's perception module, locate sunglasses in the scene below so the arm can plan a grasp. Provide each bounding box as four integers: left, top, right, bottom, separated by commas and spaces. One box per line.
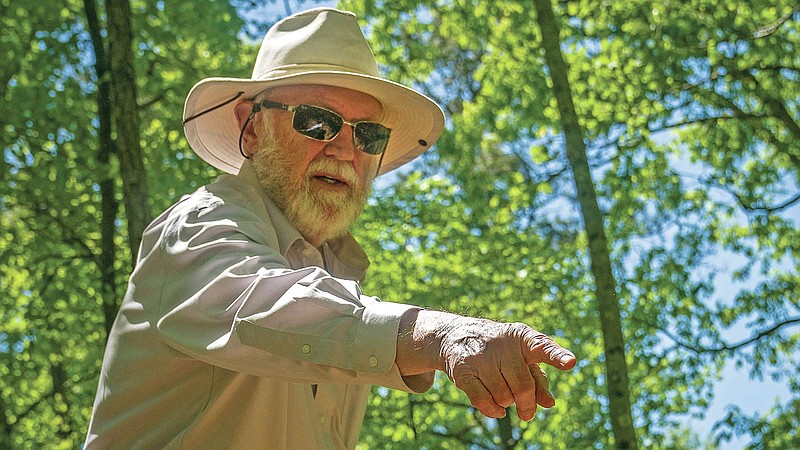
253, 100, 391, 155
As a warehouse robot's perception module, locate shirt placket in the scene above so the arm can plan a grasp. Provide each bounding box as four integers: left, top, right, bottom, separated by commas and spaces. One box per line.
314, 382, 342, 437
286, 240, 338, 430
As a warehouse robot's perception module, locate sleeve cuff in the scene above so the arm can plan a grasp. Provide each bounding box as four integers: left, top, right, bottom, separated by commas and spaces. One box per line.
352, 299, 418, 374
357, 300, 435, 393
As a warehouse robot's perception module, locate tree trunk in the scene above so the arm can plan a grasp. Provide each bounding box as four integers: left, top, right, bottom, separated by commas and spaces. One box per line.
106, 0, 150, 266
532, 0, 639, 448
83, 0, 120, 337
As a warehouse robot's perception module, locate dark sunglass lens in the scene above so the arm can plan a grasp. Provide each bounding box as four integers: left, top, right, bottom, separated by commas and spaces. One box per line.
293, 105, 342, 141
354, 122, 390, 155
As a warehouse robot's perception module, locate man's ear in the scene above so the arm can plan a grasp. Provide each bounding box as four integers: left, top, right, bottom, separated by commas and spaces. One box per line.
234, 101, 258, 156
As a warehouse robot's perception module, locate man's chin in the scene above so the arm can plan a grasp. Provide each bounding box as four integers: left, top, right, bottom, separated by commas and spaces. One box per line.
311, 193, 355, 212
287, 195, 363, 245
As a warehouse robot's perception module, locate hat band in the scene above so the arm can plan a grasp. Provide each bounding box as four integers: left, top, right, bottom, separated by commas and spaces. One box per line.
183, 91, 244, 124
255, 63, 380, 80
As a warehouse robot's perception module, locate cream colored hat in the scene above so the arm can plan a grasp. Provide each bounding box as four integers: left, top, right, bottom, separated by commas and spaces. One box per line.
183, 7, 445, 175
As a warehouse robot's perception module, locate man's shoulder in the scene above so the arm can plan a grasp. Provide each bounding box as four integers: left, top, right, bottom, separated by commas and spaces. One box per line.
144, 174, 272, 239
178, 174, 265, 217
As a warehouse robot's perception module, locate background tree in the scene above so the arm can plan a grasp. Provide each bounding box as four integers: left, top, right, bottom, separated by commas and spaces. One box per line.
83, 0, 120, 336
105, 0, 150, 265
533, 0, 637, 446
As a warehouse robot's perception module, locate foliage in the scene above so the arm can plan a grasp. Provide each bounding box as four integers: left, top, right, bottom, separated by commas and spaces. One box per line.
1, 0, 798, 448
356, 172, 599, 449
344, 0, 800, 447
1, 0, 246, 446
3, 1, 109, 447
713, 382, 800, 449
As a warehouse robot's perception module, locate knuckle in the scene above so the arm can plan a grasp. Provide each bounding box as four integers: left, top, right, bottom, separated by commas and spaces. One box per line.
451, 371, 478, 389
530, 370, 550, 391
529, 330, 551, 343
513, 382, 536, 399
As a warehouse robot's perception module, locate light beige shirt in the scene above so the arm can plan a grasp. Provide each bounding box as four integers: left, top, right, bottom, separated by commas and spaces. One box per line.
85, 161, 432, 449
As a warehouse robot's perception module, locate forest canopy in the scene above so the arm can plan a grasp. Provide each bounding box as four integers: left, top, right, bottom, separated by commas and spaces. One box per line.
1, 0, 798, 448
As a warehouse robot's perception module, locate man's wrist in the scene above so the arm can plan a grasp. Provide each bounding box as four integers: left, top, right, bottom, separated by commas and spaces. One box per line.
397, 308, 466, 375
396, 308, 456, 375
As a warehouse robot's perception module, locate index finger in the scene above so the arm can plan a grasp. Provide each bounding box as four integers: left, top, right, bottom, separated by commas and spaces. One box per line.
523, 330, 576, 370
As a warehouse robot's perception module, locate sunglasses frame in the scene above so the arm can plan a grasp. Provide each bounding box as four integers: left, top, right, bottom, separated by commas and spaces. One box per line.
253, 100, 391, 156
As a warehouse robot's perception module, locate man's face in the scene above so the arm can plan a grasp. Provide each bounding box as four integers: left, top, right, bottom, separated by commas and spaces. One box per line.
248, 85, 383, 247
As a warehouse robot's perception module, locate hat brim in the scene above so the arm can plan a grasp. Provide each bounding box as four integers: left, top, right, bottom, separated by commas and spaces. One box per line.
183, 71, 445, 176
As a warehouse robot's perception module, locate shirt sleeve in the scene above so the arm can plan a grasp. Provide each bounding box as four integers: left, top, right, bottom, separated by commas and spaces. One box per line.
151, 194, 432, 393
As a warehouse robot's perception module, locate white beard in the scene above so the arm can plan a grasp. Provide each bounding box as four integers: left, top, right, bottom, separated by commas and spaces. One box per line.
250, 124, 372, 246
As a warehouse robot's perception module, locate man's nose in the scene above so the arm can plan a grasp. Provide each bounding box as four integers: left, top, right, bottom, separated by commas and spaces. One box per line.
323, 126, 356, 161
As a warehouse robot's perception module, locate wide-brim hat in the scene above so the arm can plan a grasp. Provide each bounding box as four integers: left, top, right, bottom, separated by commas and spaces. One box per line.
183, 7, 445, 176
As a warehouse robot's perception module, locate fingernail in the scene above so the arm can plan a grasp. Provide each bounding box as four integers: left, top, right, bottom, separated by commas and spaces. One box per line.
518, 409, 534, 421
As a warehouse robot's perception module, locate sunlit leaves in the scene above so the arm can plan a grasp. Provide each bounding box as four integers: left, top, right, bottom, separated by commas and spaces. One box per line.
350, 0, 799, 448
355, 171, 595, 448
3, 0, 798, 447
1, 0, 251, 446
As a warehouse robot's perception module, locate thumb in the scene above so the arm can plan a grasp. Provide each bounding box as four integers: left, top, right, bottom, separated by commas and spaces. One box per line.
523, 329, 576, 370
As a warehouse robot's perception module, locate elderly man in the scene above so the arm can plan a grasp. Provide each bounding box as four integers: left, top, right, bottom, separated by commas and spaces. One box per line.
85, 7, 576, 449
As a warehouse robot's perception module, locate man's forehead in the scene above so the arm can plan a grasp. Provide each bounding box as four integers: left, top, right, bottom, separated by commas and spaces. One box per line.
262, 84, 373, 101
261, 84, 384, 119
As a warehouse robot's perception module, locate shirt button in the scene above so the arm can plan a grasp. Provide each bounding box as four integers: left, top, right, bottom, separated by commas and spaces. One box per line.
320, 415, 326, 425
368, 356, 378, 367
302, 344, 311, 354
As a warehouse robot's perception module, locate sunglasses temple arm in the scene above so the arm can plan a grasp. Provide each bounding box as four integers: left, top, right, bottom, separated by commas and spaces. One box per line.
375, 148, 387, 176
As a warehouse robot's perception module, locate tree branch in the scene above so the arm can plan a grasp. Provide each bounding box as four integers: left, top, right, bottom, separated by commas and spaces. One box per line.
138, 92, 166, 110
660, 316, 800, 354
407, 395, 419, 442
703, 176, 800, 215
11, 387, 55, 425
753, 3, 800, 38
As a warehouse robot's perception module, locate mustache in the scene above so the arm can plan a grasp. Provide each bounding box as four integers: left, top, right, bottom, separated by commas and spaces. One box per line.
306, 158, 359, 186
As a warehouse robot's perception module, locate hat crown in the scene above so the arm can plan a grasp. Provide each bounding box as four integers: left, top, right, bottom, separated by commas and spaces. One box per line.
252, 8, 380, 80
